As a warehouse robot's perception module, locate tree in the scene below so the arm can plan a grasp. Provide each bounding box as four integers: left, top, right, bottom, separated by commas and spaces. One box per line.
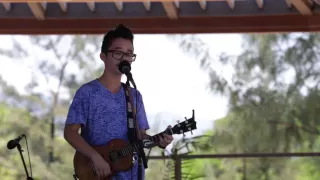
0, 35, 102, 163
171, 33, 320, 179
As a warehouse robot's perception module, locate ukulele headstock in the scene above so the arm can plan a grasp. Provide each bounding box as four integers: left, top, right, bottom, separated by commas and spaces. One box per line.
171, 109, 197, 135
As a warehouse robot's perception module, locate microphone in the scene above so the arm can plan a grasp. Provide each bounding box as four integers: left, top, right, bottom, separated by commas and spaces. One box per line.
118, 61, 136, 88
7, 134, 25, 150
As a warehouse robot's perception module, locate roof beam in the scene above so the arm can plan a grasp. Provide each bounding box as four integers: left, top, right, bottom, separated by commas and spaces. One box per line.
284, 0, 293, 7
290, 0, 313, 15
143, 1, 151, 11
174, 0, 179, 8
87, 2, 95, 11
41, 2, 47, 10
255, 0, 263, 8
58, 2, 67, 12
226, 0, 235, 9
28, 3, 45, 20
199, 0, 206, 10
114, 1, 123, 11
0, 0, 269, 2
162, 2, 178, 19
1, 15, 320, 34
1, 3, 10, 11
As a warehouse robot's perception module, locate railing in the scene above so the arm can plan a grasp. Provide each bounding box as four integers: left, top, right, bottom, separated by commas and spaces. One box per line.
148, 152, 320, 180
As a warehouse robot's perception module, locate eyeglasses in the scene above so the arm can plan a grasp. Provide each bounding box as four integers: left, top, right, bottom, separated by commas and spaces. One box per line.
107, 50, 137, 62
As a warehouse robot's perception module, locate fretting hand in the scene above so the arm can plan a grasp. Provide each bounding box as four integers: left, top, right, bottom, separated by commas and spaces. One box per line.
158, 125, 174, 148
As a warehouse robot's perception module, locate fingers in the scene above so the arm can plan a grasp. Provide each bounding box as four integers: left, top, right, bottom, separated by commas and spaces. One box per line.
158, 136, 166, 147
95, 166, 110, 180
163, 138, 171, 145
159, 126, 174, 148
159, 136, 164, 145
97, 168, 109, 180
159, 134, 173, 147
163, 134, 173, 145
95, 169, 103, 180
163, 134, 173, 141
103, 164, 111, 178
100, 170, 105, 180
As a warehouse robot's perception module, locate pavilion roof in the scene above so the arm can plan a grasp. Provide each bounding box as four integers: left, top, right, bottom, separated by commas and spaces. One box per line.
0, 0, 319, 34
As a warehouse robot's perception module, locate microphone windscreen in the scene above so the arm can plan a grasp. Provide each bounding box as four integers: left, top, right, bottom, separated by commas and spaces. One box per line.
118, 61, 131, 74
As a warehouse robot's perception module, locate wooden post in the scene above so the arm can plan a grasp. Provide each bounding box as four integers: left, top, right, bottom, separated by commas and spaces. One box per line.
174, 156, 181, 180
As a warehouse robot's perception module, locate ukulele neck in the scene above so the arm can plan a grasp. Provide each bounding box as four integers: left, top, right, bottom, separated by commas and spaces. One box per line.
148, 128, 173, 144
120, 128, 173, 156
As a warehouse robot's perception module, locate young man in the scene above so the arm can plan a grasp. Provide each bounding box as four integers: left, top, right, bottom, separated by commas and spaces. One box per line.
64, 24, 174, 179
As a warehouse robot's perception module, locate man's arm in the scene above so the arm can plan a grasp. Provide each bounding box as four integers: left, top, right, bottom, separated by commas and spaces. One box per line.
64, 88, 111, 177
63, 88, 99, 159
64, 124, 99, 159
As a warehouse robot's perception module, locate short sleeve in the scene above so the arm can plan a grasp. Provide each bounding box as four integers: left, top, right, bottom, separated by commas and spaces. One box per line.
136, 91, 150, 131
65, 87, 89, 127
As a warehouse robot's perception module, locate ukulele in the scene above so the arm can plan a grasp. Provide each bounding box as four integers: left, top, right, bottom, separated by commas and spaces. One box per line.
73, 110, 197, 180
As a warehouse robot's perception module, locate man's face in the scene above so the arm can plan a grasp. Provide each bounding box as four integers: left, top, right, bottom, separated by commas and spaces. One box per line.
100, 38, 135, 76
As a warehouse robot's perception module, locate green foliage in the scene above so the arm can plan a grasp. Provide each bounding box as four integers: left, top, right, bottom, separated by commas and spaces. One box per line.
3, 32, 320, 180
0, 103, 72, 180
171, 32, 320, 179
0, 35, 103, 163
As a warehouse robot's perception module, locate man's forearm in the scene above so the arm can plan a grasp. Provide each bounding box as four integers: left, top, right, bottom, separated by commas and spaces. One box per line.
64, 131, 98, 159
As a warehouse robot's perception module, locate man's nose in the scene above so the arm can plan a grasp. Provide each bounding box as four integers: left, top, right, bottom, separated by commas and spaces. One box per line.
122, 56, 132, 63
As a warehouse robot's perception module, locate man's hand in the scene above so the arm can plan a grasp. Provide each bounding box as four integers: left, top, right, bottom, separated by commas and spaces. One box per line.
90, 153, 111, 179
158, 125, 174, 148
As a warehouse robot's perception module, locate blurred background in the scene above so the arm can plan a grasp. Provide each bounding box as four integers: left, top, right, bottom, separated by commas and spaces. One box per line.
2, 32, 320, 180
1, 0, 320, 180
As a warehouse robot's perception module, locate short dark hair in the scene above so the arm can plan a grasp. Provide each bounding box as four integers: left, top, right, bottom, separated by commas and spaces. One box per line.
101, 24, 134, 53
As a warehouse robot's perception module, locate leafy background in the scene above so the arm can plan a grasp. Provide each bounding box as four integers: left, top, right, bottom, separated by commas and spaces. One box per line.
1, 33, 320, 179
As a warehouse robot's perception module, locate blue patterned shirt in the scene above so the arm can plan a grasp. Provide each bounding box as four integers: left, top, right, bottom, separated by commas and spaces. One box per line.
65, 79, 150, 180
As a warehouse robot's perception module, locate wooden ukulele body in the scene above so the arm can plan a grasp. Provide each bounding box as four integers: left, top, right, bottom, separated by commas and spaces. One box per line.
73, 109, 197, 180
73, 139, 135, 180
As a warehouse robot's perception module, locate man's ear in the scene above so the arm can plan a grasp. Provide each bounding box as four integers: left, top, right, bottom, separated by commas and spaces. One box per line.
100, 52, 106, 61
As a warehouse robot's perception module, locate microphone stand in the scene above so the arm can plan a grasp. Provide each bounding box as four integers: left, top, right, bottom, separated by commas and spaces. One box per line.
125, 72, 136, 89
119, 60, 147, 180
16, 143, 33, 180
125, 74, 147, 180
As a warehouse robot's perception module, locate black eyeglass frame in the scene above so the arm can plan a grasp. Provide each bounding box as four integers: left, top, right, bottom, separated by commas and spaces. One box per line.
105, 50, 137, 62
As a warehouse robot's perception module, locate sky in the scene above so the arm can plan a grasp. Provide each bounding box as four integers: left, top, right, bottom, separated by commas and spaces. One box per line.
0, 33, 243, 138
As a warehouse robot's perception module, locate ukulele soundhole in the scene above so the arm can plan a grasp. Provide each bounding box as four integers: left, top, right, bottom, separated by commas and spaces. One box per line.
109, 151, 121, 162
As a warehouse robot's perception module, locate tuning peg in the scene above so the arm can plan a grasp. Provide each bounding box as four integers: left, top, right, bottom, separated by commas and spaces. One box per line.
184, 117, 189, 124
